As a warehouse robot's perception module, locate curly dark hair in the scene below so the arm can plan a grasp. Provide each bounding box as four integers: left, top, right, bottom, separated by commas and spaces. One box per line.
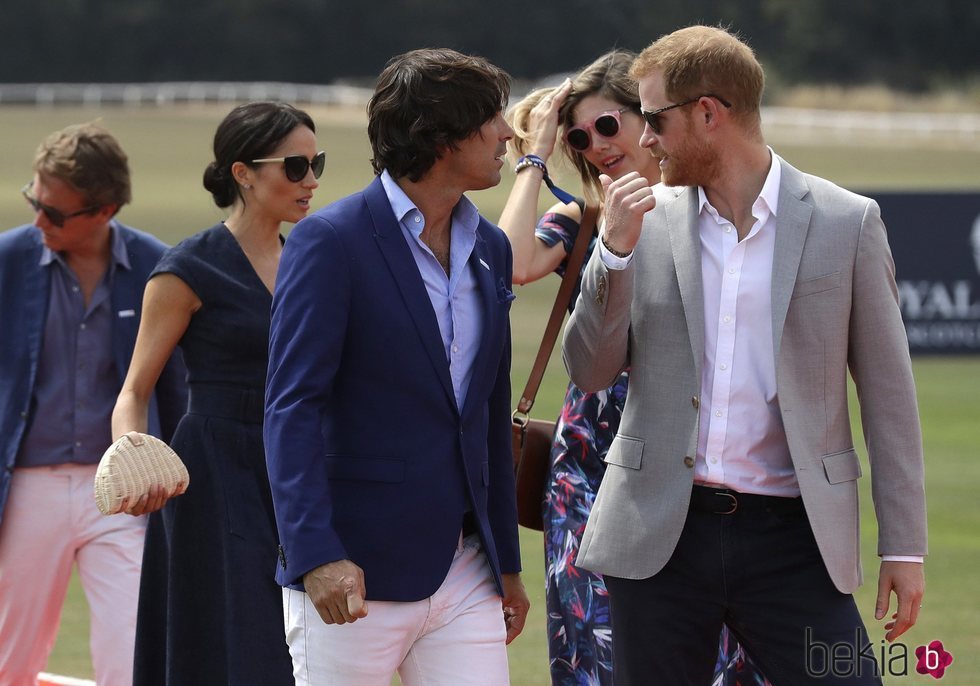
368, 48, 510, 182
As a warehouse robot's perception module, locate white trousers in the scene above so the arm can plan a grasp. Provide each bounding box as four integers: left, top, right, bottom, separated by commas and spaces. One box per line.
283, 534, 509, 686
0, 464, 145, 686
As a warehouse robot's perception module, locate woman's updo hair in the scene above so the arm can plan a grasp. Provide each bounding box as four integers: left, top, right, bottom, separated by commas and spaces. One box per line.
203, 101, 316, 208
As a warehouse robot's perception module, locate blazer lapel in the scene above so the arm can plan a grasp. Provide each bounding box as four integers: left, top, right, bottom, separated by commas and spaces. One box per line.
666, 188, 705, 382
23, 238, 48, 384
460, 228, 497, 418
770, 157, 813, 365
364, 179, 457, 411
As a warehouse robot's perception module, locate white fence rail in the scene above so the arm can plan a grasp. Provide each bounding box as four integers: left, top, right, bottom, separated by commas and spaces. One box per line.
0, 82, 373, 107
1, 83, 978, 146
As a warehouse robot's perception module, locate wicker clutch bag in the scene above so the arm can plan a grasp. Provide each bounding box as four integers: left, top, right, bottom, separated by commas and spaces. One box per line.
93, 431, 189, 515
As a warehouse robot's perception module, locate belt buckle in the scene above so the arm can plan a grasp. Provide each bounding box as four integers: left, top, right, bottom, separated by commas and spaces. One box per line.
718, 491, 738, 515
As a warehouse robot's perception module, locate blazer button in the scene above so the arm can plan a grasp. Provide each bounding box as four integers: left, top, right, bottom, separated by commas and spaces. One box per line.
691, 396, 700, 410
595, 276, 606, 305
683, 456, 695, 468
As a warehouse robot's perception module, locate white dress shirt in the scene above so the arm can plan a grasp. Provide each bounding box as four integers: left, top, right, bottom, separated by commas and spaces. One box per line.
599, 150, 922, 562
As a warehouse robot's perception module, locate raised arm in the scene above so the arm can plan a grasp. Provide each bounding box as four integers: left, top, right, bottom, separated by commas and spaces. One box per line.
498, 80, 576, 284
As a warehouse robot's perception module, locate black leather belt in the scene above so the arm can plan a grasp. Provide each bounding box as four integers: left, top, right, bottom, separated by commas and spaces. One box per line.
188, 385, 264, 424
690, 485, 805, 516
462, 511, 478, 537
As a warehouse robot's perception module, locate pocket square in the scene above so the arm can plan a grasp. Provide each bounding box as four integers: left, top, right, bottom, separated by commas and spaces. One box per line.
496, 278, 516, 303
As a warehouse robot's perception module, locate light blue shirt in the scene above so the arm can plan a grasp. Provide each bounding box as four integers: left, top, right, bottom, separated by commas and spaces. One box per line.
16, 225, 130, 466
380, 170, 483, 411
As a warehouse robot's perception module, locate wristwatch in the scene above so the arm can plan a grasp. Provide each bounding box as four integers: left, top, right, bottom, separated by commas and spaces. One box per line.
601, 235, 632, 258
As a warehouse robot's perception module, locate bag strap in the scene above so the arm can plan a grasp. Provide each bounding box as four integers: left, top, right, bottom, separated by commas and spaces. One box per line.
514, 202, 599, 420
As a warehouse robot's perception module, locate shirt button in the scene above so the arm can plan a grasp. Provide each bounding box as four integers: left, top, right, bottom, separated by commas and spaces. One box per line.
715, 410, 723, 418
723, 315, 731, 323
75, 441, 82, 447
719, 363, 727, 370
72, 286, 80, 293
683, 456, 695, 468
725, 226, 732, 233
710, 457, 718, 464
452, 345, 459, 354
80, 323, 87, 330
414, 216, 421, 223
728, 268, 736, 275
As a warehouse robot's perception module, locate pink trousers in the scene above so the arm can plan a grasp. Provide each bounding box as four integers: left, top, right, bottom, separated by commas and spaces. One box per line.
0, 464, 145, 686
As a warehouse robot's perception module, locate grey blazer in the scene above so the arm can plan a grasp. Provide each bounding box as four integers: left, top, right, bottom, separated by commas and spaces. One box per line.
562, 155, 926, 594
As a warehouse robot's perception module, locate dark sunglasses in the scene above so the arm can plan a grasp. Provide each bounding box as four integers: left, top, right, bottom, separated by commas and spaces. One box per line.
250, 150, 326, 182
22, 182, 101, 228
640, 94, 732, 135
564, 108, 631, 152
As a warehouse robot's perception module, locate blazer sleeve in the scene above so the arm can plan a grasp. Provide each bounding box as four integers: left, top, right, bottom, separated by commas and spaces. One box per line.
562, 246, 634, 393
484, 237, 521, 574
847, 199, 927, 557
265, 214, 352, 586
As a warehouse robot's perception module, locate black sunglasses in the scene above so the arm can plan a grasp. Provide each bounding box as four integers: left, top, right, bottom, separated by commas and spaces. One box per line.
250, 150, 326, 182
564, 108, 631, 152
22, 182, 101, 228
640, 94, 732, 135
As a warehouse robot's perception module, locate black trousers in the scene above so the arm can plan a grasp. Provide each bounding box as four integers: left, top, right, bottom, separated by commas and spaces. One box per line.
605, 490, 883, 685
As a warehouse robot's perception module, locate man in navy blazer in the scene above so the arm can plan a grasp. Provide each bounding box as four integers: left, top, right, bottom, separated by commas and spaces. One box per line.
265, 49, 529, 684
0, 123, 186, 684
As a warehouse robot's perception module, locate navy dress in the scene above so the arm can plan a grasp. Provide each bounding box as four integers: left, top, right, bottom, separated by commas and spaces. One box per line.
133, 224, 293, 685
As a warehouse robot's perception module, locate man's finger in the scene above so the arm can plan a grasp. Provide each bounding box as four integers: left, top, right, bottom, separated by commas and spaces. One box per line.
346, 587, 368, 619
874, 576, 891, 620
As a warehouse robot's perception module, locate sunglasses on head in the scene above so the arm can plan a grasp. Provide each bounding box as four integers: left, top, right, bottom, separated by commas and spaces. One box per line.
640, 94, 732, 135
250, 150, 326, 182
564, 108, 631, 152
22, 182, 101, 228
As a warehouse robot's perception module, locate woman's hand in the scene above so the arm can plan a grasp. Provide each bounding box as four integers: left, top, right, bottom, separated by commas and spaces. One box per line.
526, 78, 573, 160
122, 482, 186, 516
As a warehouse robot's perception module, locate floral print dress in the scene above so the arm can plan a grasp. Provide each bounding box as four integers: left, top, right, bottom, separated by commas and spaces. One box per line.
537, 211, 770, 686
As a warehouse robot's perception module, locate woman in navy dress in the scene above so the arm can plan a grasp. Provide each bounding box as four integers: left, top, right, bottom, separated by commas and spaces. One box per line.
499, 51, 770, 686
112, 102, 324, 685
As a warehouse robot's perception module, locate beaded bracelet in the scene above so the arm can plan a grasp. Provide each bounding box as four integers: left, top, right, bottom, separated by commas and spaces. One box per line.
514, 154, 575, 204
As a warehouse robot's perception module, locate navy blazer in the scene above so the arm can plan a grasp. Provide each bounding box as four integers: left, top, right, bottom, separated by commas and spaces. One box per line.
265, 177, 520, 601
0, 223, 188, 523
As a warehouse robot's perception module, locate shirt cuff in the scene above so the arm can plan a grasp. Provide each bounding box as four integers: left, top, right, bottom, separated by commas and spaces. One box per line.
598, 233, 632, 270
881, 555, 924, 563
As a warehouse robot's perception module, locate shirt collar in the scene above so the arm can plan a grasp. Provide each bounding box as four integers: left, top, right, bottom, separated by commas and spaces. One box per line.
379, 169, 480, 237
40, 220, 132, 272
697, 146, 782, 223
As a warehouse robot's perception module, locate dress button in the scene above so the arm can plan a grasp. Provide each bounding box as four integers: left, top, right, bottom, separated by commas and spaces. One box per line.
683, 456, 695, 468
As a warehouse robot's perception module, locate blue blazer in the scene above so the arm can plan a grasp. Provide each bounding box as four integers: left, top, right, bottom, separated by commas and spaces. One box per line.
265, 177, 520, 601
0, 223, 188, 523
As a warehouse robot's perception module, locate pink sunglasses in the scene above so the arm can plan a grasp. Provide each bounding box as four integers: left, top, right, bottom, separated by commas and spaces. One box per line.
564, 108, 630, 151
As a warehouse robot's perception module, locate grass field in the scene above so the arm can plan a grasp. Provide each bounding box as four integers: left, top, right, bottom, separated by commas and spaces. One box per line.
1, 104, 978, 685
